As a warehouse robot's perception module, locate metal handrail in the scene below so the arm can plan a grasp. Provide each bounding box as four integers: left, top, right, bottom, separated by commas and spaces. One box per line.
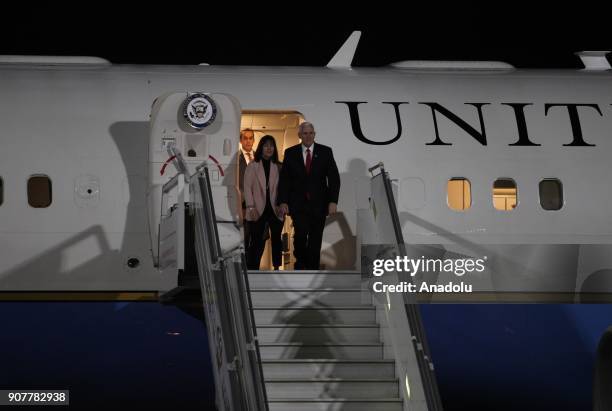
189, 162, 268, 411
373, 163, 444, 411
159, 142, 267, 410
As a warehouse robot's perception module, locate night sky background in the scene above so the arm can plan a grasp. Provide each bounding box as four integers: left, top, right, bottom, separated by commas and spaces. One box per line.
1, 5, 612, 411
1, 5, 610, 68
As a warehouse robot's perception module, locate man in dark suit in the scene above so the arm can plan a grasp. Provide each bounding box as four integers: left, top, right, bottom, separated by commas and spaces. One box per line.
278, 122, 340, 270
238, 128, 255, 250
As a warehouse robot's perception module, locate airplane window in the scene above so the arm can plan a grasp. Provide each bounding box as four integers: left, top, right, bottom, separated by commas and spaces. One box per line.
27, 175, 52, 208
0, 177, 3, 205
539, 179, 563, 210
447, 178, 471, 211
493, 178, 517, 211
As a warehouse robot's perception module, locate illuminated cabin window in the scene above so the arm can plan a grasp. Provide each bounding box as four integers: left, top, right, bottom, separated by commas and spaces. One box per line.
539, 179, 563, 210
447, 178, 471, 211
28, 175, 52, 208
493, 178, 517, 211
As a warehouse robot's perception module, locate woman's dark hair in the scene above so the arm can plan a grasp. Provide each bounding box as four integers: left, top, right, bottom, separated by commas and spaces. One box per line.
254, 134, 280, 164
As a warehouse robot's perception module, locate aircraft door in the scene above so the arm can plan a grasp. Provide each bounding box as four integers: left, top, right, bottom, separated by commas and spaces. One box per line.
148, 92, 242, 265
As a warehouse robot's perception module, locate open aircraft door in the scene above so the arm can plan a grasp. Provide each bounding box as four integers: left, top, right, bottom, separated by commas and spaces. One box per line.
147, 92, 242, 286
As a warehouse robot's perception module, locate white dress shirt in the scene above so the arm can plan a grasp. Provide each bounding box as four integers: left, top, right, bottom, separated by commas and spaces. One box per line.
241, 147, 254, 165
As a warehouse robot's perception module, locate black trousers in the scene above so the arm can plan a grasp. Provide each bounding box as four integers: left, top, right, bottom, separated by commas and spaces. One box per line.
247, 209, 284, 270
292, 209, 326, 270
242, 206, 252, 253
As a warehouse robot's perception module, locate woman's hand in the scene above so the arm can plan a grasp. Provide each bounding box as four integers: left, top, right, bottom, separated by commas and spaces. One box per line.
247, 207, 259, 220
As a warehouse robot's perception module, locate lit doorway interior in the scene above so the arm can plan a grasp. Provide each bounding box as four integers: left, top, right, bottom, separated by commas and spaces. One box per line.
240, 111, 304, 270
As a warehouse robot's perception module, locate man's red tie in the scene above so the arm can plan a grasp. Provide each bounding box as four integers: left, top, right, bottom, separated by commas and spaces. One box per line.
305, 148, 312, 200
305, 148, 312, 174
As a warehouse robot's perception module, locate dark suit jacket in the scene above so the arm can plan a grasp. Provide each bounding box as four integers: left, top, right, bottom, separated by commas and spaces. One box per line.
238, 151, 247, 208
277, 143, 340, 216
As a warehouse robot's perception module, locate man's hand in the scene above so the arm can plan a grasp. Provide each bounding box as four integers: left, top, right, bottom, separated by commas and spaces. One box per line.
279, 203, 289, 216
328, 202, 337, 216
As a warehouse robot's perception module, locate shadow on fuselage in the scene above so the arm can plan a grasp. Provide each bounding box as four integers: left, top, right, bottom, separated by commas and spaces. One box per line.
398, 211, 582, 297
0, 121, 151, 291
0, 225, 116, 289
318, 158, 367, 270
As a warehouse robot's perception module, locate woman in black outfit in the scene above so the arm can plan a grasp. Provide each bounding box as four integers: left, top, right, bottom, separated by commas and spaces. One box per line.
243, 135, 284, 270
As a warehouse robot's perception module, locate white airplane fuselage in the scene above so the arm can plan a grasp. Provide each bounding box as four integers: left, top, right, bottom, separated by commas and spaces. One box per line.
1, 63, 611, 294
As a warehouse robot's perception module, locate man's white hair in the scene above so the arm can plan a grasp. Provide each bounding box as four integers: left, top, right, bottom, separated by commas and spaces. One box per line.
298, 122, 315, 134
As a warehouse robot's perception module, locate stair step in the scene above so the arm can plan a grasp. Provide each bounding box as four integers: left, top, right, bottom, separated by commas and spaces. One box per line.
250, 289, 368, 307
248, 271, 361, 289
267, 398, 402, 411
253, 306, 376, 325
257, 325, 380, 343
265, 378, 399, 399
261, 359, 396, 379
248, 272, 400, 409
259, 343, 383, 360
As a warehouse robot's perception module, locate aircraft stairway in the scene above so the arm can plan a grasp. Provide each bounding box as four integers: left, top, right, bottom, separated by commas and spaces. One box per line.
158, 147, 441, 410
250, 269, 403, 411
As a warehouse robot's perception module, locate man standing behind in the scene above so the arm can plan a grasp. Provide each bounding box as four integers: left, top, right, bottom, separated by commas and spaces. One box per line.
278, 122, 340, 270
238, 128, 255, 250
